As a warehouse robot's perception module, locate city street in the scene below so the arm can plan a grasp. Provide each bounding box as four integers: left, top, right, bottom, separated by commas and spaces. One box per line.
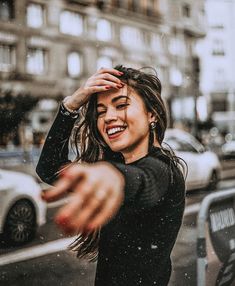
0, 173, 235, 286
1, 0, 235, 285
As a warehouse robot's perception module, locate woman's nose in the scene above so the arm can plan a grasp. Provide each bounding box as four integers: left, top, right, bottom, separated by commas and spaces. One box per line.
104, 107, 118, 123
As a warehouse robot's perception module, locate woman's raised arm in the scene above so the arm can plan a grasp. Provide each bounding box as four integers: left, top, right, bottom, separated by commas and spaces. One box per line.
36, 105, 76, 185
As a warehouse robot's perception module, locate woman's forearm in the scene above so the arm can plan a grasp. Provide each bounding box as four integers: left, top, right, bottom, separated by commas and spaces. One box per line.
36, 104, 77, 185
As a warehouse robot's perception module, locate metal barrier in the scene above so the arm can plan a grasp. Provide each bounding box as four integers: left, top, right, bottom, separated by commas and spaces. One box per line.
197, 188, 235, 286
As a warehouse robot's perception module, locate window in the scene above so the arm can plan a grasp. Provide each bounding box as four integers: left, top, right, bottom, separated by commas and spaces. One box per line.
97, 56, 112, 70
214, 68, 226, 85
120, 26, 143, 48
169, 37, 186, 56
212, 99, 227, 112
212, 39, 225, 56
208, 6, 224, 28
0, 0, 14, 20
182, 3, 191, 18
26, 48, 46, 75
96, 19, 112, 41
115, 0, 126, 9
170, 67, 183, 86
0, 44, 15, 72
130, 0, 139, 12
27, 3, 44, 28
67, 52, 82, 77
211, 24, 224, 30
150, 33, 162, 52
146, 0, 156, 16
60, 10, 83, 36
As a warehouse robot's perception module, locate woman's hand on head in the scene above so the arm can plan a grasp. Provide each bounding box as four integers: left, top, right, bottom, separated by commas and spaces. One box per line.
64, 68, 124, 111
41, 162, 125, 235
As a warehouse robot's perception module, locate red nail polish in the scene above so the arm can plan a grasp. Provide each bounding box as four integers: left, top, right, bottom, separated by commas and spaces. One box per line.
105, 86, 111, 90
55, 215, 68, 226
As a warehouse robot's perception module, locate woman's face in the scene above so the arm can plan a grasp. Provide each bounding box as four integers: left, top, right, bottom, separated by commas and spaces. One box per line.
96, 85, 154, 161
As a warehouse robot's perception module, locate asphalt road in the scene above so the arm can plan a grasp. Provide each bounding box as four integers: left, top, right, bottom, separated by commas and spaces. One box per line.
1, 178, 235, 286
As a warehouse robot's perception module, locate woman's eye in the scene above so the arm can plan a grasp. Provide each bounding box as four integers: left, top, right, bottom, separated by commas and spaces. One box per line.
97, 110, 106, 117
117, 104, 129, 109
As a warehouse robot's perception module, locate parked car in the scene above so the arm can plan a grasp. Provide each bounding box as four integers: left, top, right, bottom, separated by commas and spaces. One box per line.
221, 140, 235, 159
164, 129, 221, 192
0, 169, 46, 245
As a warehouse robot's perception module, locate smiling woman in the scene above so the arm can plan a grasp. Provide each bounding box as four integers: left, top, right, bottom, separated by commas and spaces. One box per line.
36, 65, 186, 286
96, 88, 155, 161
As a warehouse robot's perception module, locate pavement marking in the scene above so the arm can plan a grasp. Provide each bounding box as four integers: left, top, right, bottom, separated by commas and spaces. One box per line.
0, 236, 76, 266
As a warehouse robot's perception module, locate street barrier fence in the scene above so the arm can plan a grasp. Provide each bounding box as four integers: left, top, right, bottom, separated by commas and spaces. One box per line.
197, 188, 235, 286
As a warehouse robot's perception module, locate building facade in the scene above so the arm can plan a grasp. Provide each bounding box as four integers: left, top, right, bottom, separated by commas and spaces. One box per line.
197, 0, 235, 137
0, 0, 206, 146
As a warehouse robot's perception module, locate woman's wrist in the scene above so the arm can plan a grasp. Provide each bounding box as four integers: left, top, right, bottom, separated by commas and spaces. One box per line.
61, 96, 80, 118
62, 96, 81, 112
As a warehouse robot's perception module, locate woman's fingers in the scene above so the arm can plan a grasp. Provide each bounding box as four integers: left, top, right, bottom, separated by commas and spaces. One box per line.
93, 79, 124, 89
54, 193, 83, 232
88, 189, 123, 230
54, 185, 122, 234
96, 72, 123, 84
41, 165, 86, 202
57, 188, 109, 234
41, 178, 74, 202
103, 72, 123, 83
97, 68, 123, 77
84, 84, 122, 95
43, 162, 125, 234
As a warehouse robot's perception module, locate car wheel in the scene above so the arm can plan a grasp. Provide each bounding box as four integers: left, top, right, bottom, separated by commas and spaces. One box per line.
207, 171, 218, 191
4, 199, 36, 245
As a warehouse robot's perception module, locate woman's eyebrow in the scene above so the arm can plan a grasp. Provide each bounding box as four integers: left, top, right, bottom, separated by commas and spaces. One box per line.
97, 95, 130, 108
112, 95, 129, 103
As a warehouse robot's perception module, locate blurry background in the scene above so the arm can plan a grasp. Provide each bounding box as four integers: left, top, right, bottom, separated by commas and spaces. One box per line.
0, 0, 234, 150
1, 1, 235, 286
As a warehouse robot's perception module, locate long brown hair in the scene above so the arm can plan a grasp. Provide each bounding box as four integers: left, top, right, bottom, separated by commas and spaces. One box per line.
72, 65, 172, 162
68, 65, 186, 261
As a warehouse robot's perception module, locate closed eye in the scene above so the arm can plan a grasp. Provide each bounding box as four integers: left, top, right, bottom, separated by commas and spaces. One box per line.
116, 103, 129, 109
97, 110, 106, 117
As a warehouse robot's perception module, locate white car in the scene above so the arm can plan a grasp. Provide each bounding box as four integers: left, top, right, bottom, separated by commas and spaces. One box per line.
164, 129, 221, 191
221, 140, 235, 159
0, 169, 46, 245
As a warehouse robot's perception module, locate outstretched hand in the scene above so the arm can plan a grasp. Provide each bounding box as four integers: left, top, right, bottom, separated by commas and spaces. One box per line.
41, 162, 125, 235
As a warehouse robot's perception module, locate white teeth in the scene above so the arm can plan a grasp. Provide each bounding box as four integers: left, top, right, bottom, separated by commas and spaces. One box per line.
107, 127, 125, 135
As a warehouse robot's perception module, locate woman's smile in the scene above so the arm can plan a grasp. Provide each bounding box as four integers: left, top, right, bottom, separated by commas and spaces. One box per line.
106, 125, 127, 140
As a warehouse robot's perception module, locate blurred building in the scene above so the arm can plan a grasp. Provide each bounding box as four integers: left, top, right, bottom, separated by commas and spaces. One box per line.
197, 0, 235, 137
166, 0, 206, 131
0, 0, 206, 146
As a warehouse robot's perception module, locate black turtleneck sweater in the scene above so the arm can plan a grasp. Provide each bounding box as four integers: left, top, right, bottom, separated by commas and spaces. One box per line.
36, 106, 185, 286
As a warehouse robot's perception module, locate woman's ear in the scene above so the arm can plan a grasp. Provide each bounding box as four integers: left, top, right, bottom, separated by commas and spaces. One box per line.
148, 112, 157, 123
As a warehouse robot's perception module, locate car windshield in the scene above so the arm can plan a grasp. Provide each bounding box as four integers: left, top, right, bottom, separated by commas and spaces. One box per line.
165, 135, 204, 153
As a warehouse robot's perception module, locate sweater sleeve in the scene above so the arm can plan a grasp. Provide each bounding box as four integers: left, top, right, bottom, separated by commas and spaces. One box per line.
111, 156, 171, 209
36, 105, 77, 185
